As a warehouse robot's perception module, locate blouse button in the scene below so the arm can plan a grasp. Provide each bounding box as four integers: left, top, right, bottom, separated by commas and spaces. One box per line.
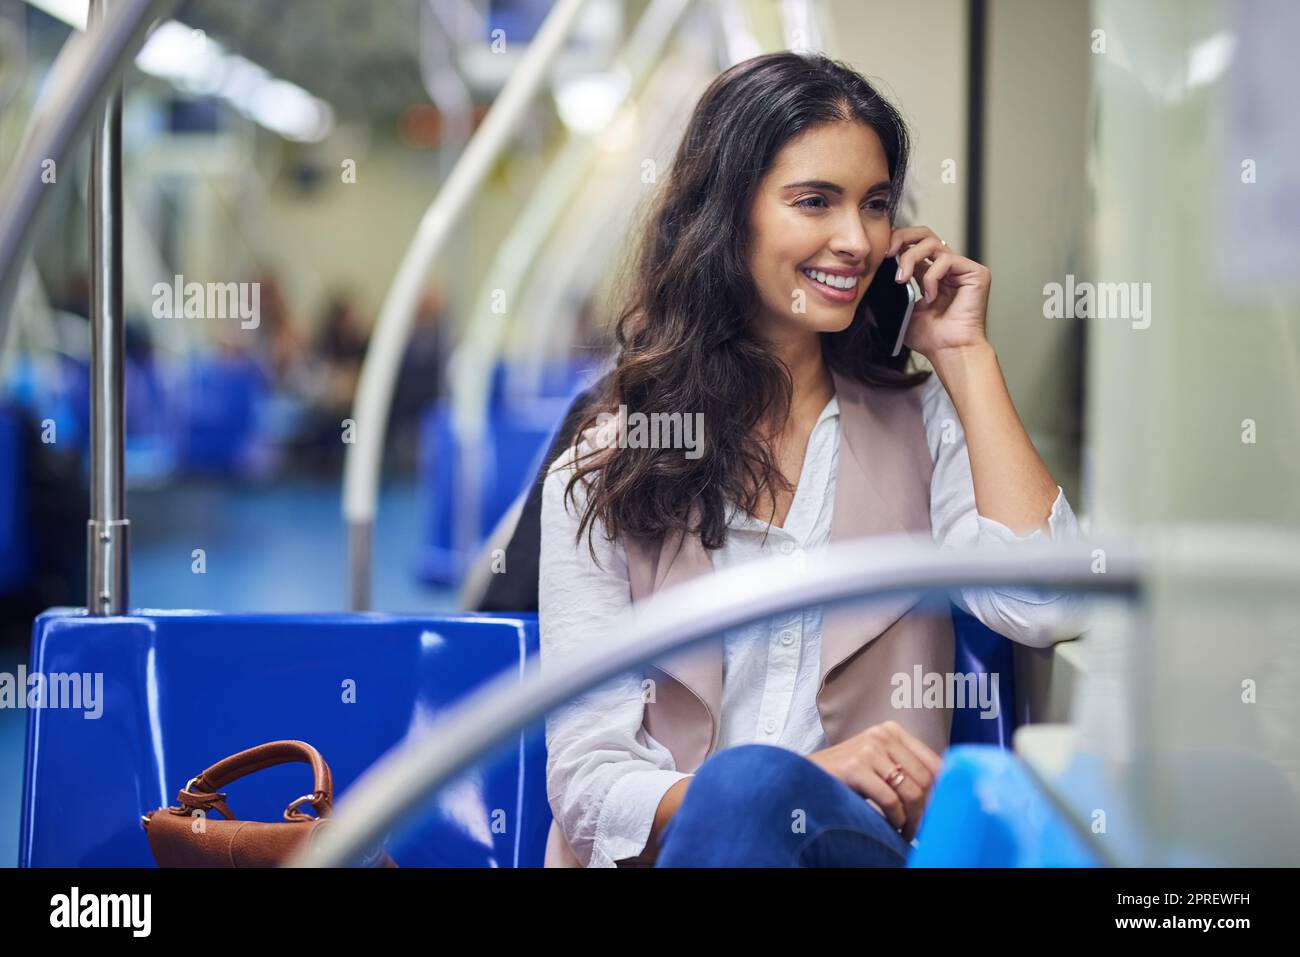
780, 540, 795, 555
779, 630, 795, 645
764, 719, 777, 734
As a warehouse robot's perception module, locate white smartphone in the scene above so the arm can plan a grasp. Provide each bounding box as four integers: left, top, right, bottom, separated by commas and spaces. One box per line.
891, 276, 922, 357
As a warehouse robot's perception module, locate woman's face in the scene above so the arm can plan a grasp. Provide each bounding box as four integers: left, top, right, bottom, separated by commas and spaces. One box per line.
746, 120, 894, 341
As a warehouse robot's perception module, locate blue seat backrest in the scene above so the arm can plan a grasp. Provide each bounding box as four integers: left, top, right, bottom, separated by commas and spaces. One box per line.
949, 604, 1019, 747
181, 354, 270, 475
908, 744, 1100, 866
22, 602, 1017, 867
417, 396, 575, 584
21, 610, 548, 867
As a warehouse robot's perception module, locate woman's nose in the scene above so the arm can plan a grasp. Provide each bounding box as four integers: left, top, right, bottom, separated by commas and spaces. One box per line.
829, 212, 873, 259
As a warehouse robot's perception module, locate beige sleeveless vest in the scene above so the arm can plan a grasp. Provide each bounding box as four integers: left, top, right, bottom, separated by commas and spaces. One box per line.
543, 368, 955, 867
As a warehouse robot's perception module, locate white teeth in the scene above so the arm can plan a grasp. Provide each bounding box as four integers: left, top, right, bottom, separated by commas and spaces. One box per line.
803, 268, 857, 291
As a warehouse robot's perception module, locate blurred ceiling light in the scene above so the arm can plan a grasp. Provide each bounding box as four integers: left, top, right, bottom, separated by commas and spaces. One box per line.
135, 19, 334, 142
554, 69, 629, 134
135, 21, 226, 93
216, 57, 270, 104
1186, 31, 1236, 90
24, 0, 87, 30
246, 78, 335, 143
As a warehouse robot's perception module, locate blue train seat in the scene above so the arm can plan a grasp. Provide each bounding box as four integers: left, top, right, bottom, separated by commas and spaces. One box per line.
418, 387, 578, 585
908, 744, 1101, 866
22, 598, 1024, 868
6, 351, 170, 481
418, 359, 600, 586
5, 353, 89, 452
20, 610, 548, 867
179, 353, 273, 478
949, 604, 1019, 746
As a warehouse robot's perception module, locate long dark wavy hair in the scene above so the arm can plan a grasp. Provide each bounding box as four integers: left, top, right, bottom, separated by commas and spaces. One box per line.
566, 51, 930, 560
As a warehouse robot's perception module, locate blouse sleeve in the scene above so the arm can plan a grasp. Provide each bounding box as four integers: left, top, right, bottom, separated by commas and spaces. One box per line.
539, 441, 691, 867
920, 373, 1089, 648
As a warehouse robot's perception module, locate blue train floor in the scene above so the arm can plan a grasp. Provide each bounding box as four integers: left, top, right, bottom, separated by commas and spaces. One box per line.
1, 475, 459, 866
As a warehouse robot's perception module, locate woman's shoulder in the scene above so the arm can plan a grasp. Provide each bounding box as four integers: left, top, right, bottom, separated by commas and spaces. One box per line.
541, 423, 631, 572
545, 422, 615, 484
542, 422, 622, 529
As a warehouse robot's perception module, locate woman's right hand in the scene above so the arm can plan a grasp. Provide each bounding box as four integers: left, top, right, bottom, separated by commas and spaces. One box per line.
807, 721, 944, 843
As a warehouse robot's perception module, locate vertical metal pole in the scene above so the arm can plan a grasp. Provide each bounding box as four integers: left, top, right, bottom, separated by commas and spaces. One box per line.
86, 0, 129, 616
349, 521, 371, 611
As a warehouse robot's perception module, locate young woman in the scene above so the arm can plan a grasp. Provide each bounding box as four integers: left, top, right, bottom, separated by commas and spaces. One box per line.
539, 51, 1082, 868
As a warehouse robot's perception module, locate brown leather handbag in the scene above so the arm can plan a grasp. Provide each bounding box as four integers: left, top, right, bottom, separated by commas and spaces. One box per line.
141, 739, 396, 867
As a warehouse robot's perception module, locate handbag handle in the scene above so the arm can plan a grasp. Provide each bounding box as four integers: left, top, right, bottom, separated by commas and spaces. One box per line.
172, 740, 334, 822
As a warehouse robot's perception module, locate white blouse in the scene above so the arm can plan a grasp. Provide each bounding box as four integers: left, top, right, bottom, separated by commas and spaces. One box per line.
539, 372, 1083, 868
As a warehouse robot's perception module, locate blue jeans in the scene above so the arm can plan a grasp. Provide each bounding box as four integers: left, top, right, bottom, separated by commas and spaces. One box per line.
655, 743, 913, 867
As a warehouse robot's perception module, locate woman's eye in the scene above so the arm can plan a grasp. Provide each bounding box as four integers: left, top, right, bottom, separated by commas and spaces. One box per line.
795, 195, 887, 212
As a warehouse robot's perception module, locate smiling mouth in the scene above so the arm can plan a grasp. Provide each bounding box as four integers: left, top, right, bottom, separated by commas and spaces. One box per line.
800, 267, 860, 292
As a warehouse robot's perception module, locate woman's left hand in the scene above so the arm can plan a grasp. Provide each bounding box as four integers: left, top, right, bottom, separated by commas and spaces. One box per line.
887, 225, 991, 360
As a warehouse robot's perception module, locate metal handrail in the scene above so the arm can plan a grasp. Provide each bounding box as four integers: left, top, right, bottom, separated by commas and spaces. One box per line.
293, 532, 1147, 866
443, 0, 699, 577
0, 0, 176, 344
505, 31, 712, 399
295, 524, 1300, 867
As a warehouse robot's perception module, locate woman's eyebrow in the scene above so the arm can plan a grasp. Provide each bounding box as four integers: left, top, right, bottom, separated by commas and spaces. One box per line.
781, 178, 893, 195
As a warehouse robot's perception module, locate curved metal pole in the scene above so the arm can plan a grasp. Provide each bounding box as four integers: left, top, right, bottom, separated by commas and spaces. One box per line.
342, 0, 591, 610
505, 0, 757, 397
508, 49, 708, 399
294, 533, 1152, 866
0, 0, 176, 347
295, 525, 1300, 866
443, 0, 698, 578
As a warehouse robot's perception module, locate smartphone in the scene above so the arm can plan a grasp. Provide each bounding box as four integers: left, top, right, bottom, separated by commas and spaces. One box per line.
868, 256, 922, 358
893, 275, 922, 357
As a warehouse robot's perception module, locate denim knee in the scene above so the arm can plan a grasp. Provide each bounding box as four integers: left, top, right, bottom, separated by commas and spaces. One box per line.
657, 745, 830, 866
659, 743, 911, 867
680, 744, 814, 823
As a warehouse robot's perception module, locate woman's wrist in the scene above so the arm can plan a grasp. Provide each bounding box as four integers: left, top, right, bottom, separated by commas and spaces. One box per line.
928, 339, 999, 409
928, 338, 996, 380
